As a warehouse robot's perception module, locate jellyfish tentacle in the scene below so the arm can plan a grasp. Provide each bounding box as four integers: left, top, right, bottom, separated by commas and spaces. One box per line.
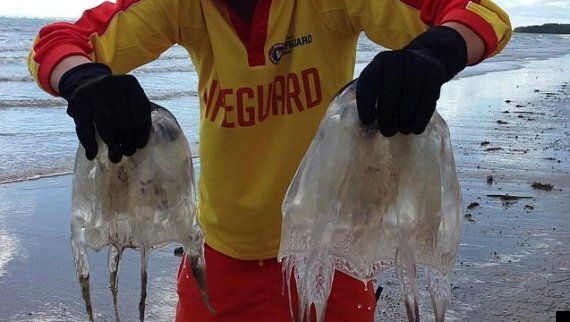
281, 256, 295, 321
188, 253, 216, 314
184, 221, 215, 313
426, 267, 451, 322
78, 274, 94, 321
396, 236, 420, 322
108, 245, 123, 322
139, 247, 148, 322
72, 225, 94, 321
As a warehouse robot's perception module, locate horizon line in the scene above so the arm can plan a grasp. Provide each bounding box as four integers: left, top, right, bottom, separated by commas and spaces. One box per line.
1, 14, 569, 28
1, 14, 73, 20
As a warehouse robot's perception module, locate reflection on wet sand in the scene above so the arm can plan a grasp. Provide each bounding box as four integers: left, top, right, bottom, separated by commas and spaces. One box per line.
0, 227, 19, 278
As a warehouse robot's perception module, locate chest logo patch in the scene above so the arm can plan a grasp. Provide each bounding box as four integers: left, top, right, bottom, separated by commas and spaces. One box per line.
269, 43, 287, 64
269, 34, 313, 65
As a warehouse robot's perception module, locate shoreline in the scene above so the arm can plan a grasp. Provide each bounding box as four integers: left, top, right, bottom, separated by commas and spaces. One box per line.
0, 55, 569, 321
0, 170, 72, 185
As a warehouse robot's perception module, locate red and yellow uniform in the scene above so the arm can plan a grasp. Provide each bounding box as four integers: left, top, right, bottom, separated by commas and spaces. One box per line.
28, 0, 510, 320
28, 0, 511, 260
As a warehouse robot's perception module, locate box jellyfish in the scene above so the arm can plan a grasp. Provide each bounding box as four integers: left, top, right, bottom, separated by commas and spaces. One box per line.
279, 82, 461, 322
71, 103, 212, 321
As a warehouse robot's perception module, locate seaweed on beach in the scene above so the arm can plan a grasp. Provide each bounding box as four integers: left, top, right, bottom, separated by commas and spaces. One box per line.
531, 182, 554, 191
467, 202, 480, 210
486, 194, 533, 200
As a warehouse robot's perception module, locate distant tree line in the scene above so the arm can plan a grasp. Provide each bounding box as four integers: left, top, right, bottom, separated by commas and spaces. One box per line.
514, 23, 570, 34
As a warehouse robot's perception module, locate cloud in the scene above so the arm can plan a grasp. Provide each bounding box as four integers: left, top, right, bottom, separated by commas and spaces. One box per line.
494, 0, 570, 26
496, 0, 567, 8
545, 1, 570, 8
0, 1, 110, 18
1, 0, 569, 27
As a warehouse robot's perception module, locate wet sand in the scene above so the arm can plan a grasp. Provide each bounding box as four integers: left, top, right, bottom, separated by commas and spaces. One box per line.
0, 55, 569, 321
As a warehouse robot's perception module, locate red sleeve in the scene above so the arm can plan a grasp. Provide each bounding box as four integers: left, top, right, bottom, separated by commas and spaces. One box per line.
30, 0, 143, 95
398, 0, 500, 59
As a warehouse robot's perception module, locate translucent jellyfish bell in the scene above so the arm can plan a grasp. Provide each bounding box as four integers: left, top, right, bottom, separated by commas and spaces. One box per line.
278, 82, 462, 322
71, 103, 212, 321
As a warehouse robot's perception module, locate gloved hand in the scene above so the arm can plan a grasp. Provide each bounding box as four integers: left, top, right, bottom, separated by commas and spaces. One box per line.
59, 63, 152, 163
356, 26, 468, 136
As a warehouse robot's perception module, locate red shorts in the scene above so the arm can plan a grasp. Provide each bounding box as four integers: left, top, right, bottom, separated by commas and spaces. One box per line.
176, 245, 376, 321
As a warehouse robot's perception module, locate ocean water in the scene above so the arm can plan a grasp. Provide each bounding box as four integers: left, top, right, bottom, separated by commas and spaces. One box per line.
0, 17, 569, 184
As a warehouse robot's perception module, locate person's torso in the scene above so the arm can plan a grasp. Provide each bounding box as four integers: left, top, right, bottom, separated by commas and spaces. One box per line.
179, 0, 359, 259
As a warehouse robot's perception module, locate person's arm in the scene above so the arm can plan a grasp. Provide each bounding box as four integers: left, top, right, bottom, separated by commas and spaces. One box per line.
344, 0, 511, 62
442, 22, 484, 65
343, 0, 511, 135
50, 56, 91, 93
27, 0, 182, 162
28, 0, 182, 96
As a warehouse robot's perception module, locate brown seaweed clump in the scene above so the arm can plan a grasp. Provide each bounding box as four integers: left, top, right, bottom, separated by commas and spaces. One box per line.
531, 182, 554, 191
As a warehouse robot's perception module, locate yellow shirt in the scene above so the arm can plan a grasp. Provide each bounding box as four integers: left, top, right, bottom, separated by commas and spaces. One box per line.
29, 0, 511, 259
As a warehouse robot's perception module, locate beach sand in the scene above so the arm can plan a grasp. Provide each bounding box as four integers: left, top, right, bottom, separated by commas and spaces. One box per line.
0, 55, 568, 321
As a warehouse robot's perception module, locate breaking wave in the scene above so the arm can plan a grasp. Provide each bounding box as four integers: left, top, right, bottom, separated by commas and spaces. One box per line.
0, 89, 198, 108
0, 47, 30, 53
0, 98, 65, 108
132, 65, 196, 74
0, 170, 73, 185
0, 130, 73, 137
148, 90, 198, 101
0, 75, 33, 82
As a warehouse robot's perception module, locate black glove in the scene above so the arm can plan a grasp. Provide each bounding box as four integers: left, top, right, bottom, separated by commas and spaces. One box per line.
356, 26, 467, 136
59, 63, 152, 163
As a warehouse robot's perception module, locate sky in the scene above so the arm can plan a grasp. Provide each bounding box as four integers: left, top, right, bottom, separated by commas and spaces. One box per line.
0, 0, 569, 27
